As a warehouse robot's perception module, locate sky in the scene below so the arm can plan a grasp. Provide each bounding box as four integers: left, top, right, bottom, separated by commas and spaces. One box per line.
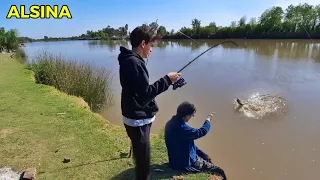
0, 0, 319, 39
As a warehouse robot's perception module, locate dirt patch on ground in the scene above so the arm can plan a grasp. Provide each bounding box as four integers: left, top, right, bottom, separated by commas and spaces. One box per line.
208, 174, 223, 180
74, 97, 90, 110
0, 129, 13, 139
94, 113, 105, 120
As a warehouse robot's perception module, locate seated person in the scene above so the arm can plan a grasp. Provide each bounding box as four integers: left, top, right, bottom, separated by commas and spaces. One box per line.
164, 101, 227, 180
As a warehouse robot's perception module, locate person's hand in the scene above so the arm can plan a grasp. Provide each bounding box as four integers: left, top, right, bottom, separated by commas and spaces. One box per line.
207, 112, 215, 122
167, 72, 181, 84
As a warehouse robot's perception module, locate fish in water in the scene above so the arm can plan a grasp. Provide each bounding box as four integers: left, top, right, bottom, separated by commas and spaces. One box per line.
235, 93, 287, 119
236, 98, 261, 111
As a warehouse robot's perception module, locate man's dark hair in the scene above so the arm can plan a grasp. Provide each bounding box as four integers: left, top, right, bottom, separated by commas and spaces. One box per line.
176, 101, 196, 118
130, 25, 162, 48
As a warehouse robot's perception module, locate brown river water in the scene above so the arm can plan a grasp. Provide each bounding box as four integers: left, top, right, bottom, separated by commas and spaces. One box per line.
24, 39, 320, 180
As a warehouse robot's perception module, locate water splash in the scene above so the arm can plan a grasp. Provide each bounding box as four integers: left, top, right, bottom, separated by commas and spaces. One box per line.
234, 92, 287, 119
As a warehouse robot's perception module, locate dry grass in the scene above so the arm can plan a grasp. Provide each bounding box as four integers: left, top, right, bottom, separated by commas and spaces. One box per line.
0, 129, 13, 139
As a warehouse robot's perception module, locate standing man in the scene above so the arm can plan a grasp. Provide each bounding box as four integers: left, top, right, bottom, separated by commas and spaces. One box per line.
117, 25, 181, 180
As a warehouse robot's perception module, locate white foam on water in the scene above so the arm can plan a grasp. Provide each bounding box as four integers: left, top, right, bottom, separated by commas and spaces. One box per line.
235, 92, 287, 119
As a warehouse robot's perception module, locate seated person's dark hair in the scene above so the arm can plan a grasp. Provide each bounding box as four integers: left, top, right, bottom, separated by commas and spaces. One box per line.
176, 101, 196, 118
130, 25, 162, 48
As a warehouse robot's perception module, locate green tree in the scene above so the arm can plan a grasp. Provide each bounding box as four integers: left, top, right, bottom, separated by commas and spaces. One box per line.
1, 29, 19, 51
231, 21, 237, 28
149, 21, 159, 33
316, 5, 320, 31
158, 26, 167, 36
259, 6, 284, 34
98, 30, 107, 39
249, 17, 257, 26
209, 21, 216, 27
125, 24, 128, 36
179, 26, 193, 37
191, 18, 201, 37
238, 16, 247, 27
0, 27, 6, 52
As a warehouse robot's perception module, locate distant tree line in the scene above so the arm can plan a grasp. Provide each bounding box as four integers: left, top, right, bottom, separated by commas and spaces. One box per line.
35, 24, 130, 42
79, 24, 129, 40
164, 3, 320, 39
14, 3, 320, 42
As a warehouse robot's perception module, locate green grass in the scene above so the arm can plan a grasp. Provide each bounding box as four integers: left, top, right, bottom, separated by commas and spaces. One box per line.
0, 53, 216, 180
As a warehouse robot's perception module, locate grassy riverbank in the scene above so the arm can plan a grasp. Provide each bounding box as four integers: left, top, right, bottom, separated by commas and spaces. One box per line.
0, 53, 220, 180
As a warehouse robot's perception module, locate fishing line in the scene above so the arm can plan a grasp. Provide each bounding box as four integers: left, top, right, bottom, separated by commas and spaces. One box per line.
301, 25, 315, 44
178, 31, 201, 44
300, 24, 318, 63
176, 31, 238, 73
141, 36, 238, 108
177, 40, 238, 73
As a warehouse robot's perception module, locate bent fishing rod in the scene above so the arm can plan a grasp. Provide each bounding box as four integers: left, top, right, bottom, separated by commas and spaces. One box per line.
175, 31, 238, 73
177, 40, 238, 73
141, 39, 238, 108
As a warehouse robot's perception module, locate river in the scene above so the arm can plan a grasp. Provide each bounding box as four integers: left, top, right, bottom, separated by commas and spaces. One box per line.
23, 39, 320, 180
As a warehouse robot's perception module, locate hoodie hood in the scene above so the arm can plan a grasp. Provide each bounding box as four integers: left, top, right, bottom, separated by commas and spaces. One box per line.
118, 46, 144, 66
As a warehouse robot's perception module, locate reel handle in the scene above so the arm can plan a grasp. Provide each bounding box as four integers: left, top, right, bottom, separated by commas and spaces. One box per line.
172, 77, 187, 90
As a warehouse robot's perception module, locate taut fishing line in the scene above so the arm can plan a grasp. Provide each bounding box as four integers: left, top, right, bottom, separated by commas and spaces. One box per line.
142, 31, 238, 108
176, 40, 238, 73
172, 31, 238, 90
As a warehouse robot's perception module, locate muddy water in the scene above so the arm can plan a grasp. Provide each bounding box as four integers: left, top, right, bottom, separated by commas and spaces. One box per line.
24, 39, 320, 180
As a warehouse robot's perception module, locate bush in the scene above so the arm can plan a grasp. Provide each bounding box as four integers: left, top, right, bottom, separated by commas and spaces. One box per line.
28, 51, 114, 112
15, 47, 27, 64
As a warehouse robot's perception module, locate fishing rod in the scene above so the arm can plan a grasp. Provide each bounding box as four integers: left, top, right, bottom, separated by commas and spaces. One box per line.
176, 31, 238, 72
176, 40, 238, 73
172, 33, 238, 90
141, 35, 238, 108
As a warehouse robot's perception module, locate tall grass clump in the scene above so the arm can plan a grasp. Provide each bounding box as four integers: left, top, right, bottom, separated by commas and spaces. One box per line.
15, 47, 27, 64
28, 51, 114, 111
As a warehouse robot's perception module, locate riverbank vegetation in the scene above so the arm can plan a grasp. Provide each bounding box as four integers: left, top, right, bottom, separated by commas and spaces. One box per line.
26, 51, 114, 112
0, 27, 20, 52
2, 26, 115, 112
15, 46, 28, 64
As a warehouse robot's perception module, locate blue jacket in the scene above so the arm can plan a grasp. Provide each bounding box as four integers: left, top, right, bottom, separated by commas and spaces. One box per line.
164, 115, 211, 170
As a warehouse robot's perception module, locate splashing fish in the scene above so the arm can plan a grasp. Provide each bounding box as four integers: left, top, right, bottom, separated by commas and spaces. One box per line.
236, 98, 261, 111
234, 92, 287, 119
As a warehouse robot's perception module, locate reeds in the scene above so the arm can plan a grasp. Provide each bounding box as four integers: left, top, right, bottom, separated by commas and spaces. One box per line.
28, 51, 114, 111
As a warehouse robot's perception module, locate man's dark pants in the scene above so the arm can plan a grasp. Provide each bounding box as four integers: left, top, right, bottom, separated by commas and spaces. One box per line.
124, 122, 152, 180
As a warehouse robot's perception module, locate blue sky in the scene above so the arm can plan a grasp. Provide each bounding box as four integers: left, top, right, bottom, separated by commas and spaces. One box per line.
0, 0, 318, 39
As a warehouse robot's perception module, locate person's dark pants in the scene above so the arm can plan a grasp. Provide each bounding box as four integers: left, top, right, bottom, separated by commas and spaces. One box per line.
124, 123, 152, 180
190, 155, 227, 180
